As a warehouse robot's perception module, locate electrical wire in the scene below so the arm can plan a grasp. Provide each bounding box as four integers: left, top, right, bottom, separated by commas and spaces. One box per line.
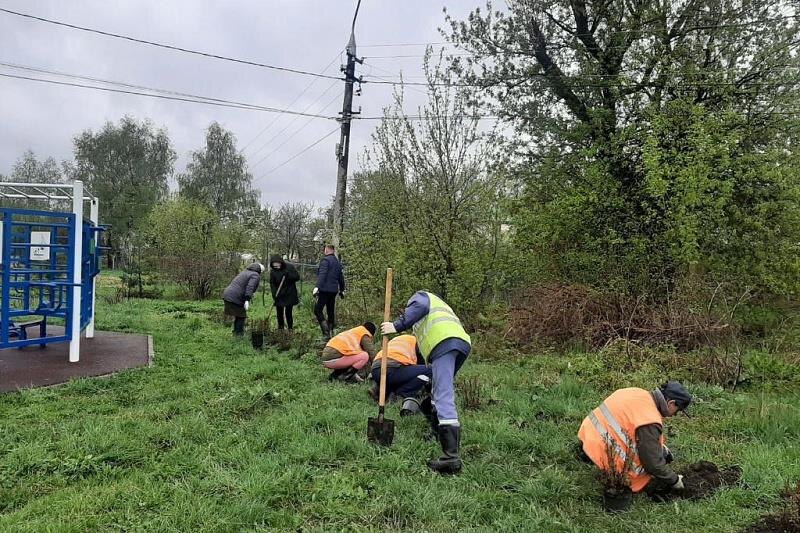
250, 88, 344, 170
248, 78, 342, 160
256, 127, 340, 181
0, 7, 343, 81
360, 74, 800, 89
240, 53, 342, 153
0, 70, 338, 119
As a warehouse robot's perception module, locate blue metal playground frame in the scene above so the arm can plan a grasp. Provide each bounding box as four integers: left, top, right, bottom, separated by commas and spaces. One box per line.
0, 181, 104, 360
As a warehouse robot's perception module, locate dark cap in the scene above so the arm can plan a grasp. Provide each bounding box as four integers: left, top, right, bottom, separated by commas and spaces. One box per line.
363, 322, 377, 336
661, 381, 692, 413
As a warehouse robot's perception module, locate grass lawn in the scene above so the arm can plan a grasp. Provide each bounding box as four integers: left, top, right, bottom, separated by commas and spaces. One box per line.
1, 275, 799, 531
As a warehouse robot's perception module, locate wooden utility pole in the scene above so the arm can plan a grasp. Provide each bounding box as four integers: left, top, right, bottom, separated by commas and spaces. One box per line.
331, 0, 362, 251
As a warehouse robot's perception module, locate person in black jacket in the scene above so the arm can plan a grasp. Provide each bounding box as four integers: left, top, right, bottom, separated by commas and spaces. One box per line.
313, 244, 345, 340
222, 262, 264, 336
269, 255, 300, 330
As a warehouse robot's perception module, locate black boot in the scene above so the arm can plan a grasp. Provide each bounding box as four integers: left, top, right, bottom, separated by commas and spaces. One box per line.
328, 369, 346, 382
428, 425, 462, 475
341, 368, 364, 383
367, 385, 379, 402
420, 396, 438, 441
233, 317, 246, 337
400, 397, 421, 416
318, 319, 331, 340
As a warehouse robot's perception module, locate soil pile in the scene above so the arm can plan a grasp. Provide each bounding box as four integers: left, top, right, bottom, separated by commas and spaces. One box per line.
747, 481, 800, 533
680, 461, 742, 500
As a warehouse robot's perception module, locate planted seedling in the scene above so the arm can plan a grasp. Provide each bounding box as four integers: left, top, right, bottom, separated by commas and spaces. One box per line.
598, 433, 635, 513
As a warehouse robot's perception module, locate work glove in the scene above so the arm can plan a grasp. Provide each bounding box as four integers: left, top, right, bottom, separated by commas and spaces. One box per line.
672, 474, 685, 491
381, 322, 396, 334
244, 301, 250, 311
339, 291, 346, 299
312, 287, 319, 297
663, 446, 674, 464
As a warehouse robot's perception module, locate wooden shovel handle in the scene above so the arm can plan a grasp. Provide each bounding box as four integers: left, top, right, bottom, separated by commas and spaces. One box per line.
378, 268, 393, 408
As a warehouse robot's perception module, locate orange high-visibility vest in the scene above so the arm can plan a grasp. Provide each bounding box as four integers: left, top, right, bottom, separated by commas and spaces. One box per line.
374, 335, 418, 366
326, 326, 371, 356
577, 388, 665, 493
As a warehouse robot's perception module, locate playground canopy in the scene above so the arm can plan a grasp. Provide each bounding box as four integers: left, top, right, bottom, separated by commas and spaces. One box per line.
0, 180, 102, 362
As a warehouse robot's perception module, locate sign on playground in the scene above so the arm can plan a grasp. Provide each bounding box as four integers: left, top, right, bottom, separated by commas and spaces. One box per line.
30, 231, 51, 261
0, 224, 51, 262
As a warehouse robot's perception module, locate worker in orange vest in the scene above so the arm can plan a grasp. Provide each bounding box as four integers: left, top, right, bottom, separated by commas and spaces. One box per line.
577, 381, 692, 496
320, 322, 377, 383
368, 334, 432, 415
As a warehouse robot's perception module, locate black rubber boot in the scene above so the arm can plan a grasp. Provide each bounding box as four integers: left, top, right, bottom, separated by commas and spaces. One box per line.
420, 396, 438, 441
328, 369, 346, 382
400, 397, 421, 416
367, 385, 379, 402
341, 368, 363, 383
318, 319, 331, 341
427, 425, 462, 475
233, 317, 246, 337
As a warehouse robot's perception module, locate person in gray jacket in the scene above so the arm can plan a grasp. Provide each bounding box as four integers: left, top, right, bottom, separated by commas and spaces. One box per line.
222, 262, 264, 336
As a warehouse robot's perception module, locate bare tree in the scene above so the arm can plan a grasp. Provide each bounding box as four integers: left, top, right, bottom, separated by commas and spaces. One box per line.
273, 202, 314, 260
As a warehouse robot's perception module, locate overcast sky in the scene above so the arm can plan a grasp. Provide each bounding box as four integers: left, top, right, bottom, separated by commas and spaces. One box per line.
0, 0, 477, 208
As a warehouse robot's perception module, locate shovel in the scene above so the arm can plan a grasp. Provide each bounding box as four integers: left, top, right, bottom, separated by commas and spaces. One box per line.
265, 275, 286, 324
367, 267, 395, 446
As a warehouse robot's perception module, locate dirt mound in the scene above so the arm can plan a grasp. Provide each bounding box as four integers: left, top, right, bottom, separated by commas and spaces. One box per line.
746, 481, 800, 532
654, 460, 742, 502
680, 460, 742, 500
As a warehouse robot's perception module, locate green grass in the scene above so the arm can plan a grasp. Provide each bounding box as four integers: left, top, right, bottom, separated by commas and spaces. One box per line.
1, 280, 799, 531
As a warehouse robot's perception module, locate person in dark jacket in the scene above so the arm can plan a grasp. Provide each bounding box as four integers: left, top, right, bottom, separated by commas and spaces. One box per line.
269, 255, 300, 330
313, 244, 345, 339
222, 262, 264, 336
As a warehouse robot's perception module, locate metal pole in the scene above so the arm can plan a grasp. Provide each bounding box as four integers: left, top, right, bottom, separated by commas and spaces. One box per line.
86, 196, 99, 339
331, 0, 362, 251
69, 180, 84, 362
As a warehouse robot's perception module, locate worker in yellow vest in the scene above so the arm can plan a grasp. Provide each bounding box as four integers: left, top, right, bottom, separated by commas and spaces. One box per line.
368, 334, 432, 415
382, 291, 471, 474
321, 322, 377, 383
577, 381, 692, 496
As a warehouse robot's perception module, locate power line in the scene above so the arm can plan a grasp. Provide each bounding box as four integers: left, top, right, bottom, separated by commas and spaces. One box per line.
241, 53, 342, 153
360, 41, 451, 48
248, 78, 342, 160
250, 88, 344, 170
360, 73, 800, 89
0, 70, 338, 119
355, 114, 501, 121
0, 7, 343, 81
256, 127, 340, 181
359, 15, 800, 54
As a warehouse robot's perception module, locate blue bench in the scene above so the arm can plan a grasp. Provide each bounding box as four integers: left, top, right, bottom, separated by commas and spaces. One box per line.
8, 318, 47, 349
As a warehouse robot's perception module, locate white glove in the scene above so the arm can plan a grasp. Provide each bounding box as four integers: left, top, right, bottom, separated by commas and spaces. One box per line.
672, 474, 685, 491
244, 301, 250, 311
381, 322, 396, 334
312, 287, 319, 296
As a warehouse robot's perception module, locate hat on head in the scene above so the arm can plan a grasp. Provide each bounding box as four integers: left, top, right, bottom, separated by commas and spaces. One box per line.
363, 322, 376, 336
660, 381, 692, 413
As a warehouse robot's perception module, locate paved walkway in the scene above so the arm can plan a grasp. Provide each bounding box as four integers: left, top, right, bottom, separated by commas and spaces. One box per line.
0, 327, 152, 392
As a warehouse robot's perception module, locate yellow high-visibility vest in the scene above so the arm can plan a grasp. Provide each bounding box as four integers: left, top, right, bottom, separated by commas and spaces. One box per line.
412, 292, 470, 357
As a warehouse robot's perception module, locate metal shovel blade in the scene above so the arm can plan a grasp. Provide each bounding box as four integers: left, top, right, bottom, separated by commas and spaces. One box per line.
367, 414, 395, 446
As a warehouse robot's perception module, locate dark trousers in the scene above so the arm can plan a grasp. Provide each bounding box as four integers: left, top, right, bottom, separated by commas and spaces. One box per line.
233, 317, 246, 336
276, 305, 294, 329
314, 291, 337, 328
371, 365, 432, 398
